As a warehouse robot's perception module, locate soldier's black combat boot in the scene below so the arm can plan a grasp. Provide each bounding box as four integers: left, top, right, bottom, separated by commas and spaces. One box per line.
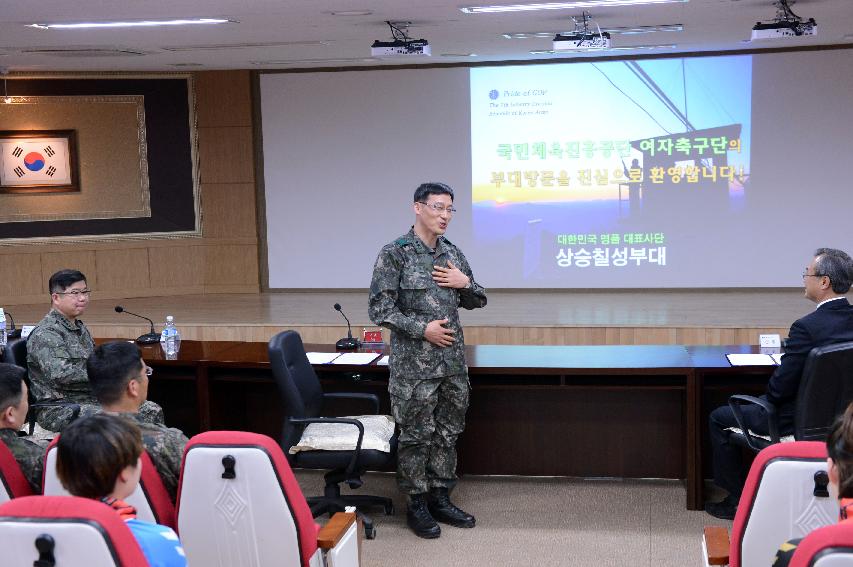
407, 494, 441, 539
427, 487, 476, 528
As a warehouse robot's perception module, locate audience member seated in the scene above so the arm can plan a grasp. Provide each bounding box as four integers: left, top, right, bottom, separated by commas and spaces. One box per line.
27, 269, 164, 432
773, 402, 853, 565
706, 248, 853, 519
84, 341, 188, 502
0, 363, 45, 494
56, 413, 186, 567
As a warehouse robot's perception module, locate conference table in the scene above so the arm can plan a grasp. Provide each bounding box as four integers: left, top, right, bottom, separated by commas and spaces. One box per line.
126, 339, 775, 510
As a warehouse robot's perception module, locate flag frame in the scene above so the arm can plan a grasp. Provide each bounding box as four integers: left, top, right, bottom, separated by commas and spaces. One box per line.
0, 129, 80, 193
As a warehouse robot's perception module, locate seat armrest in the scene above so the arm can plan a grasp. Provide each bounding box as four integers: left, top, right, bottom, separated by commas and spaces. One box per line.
322, 392, 380, 414
317, 512, 357, 549
728, 394, 779, 450
27, 402, 81, 435
703, 526, 730, 566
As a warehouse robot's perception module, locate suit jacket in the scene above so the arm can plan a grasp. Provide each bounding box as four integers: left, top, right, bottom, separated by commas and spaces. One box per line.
766, 297, 853, 406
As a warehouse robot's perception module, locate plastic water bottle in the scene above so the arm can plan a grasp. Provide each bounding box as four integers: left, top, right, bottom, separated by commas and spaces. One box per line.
160, 315, 181, 356
0, 308, 6, 349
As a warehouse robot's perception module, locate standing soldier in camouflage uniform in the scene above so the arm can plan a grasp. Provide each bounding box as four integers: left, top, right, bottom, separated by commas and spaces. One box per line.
27, 269, 164, 432
85, 341, 188, 502
369, 182, 487, 539
0, 364, 46, 494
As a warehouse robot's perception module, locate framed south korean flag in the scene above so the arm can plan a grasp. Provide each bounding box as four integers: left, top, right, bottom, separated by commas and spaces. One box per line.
0, 130, 80, 193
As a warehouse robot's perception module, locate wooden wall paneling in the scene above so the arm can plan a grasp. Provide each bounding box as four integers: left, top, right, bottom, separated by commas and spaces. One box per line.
194, 71, 252, 128
41, 250, 98, 290
0, 253, 44, 298
200, 183, 258, 238
203, 244, 259, 287
148, 245, 205, 289
95, 248, 151, 292
197, 126, 255, 184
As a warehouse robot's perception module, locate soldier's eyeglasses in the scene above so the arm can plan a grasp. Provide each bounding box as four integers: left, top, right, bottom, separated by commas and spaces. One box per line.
418, 202, 457, 215
56, 289, 92, 297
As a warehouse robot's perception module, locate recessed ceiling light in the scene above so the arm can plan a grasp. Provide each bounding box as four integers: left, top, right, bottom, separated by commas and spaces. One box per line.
440, 53, 479, 57
28, 18, 235, 30
530, 43, 676, 53
251, 57, 380, 66
462, 0, 688, 14
328, 10, 374, 16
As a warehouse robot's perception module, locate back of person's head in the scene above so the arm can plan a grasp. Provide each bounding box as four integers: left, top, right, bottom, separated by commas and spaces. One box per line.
814, 248, 853, 294
827, 403, 853, 498
0, 363, 26, 417
48, 269, 87, 294
414, 182, 454, 203
87, 341, 143, 405
56, 414, 143, 499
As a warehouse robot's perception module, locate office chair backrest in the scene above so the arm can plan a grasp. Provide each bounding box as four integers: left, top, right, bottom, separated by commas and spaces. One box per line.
796, 341, 853, 441
0, 441, 34, 502
1, 336, 28, 370
730, 441, 836, 567
268, 331, 325, 447
0, 495, 150, 566
176, 431, 320, 567
788, 522, 853, 567
43, 437, 176, 528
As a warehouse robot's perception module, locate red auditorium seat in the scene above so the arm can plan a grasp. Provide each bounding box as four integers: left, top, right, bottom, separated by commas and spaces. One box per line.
177, 430, 360, 567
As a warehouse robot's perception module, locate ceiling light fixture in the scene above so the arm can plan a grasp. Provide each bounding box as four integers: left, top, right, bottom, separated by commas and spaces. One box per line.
530, 43, 676, 54
28, 18, 234, 30
461, 0, 687, 14
328, 10, 374, 16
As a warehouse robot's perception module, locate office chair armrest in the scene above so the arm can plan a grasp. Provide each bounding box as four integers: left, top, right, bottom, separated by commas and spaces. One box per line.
728, 394, 779, 450
322, 392, 381, 414
27, 401, 81, 435
289, 417, 366, 479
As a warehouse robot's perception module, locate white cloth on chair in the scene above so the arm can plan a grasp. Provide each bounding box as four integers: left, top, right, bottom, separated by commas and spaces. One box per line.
290, 415, 395, 453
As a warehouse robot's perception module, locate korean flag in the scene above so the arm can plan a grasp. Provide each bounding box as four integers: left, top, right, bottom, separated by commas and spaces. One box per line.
1, 138, 72, 186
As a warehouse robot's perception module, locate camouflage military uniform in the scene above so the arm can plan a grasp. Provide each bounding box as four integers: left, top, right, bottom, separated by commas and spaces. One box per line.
0, 428, 45, 494
111, 411, 188, 502
27, 309, 165, 432
369, 227, 487, 495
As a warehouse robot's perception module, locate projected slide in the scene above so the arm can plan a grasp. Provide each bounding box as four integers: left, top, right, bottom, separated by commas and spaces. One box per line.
471, 56, 752, 284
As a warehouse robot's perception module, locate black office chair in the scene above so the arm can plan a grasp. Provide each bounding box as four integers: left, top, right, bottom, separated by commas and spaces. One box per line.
268, 330, 396, 539
728, 340, 853, 451
1, 336, 80, 435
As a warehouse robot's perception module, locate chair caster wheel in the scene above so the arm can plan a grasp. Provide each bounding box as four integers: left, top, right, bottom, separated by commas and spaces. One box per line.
384, 502, 395, 515
364, 524, 377, 540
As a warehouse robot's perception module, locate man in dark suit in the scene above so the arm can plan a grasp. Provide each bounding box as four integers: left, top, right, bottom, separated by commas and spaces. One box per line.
705, 248, 853, 519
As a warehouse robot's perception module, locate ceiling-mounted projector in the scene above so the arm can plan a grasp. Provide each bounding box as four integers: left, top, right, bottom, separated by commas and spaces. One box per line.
553, 11, 610, 51
553, 32, 611, 50
371, 21, 431, 57
751, 0, 817, 40
370, 39, 431, 57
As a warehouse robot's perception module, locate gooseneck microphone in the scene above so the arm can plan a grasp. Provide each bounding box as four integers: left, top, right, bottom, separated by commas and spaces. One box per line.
4, 310, 21, 339
115, 305, 161, 345
333, 303, 360, 350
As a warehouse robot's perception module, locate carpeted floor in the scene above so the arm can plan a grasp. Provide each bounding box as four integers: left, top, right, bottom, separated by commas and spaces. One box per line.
296, 471, 732, 567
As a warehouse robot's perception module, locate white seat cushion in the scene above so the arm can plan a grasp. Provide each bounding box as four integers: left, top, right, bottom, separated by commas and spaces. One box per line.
726, 427, 795, 443
290, 415, 395, 453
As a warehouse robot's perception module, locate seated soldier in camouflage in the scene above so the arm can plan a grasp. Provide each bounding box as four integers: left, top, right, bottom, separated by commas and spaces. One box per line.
27, 269, 164, 432
84, 341, 188, 502
0, 363, 46, 494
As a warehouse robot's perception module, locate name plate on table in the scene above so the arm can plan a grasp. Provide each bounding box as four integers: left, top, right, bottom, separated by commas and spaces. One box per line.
759, 334, 781, 348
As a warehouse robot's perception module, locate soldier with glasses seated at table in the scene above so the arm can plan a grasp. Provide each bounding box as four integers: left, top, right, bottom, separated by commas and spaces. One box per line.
27, 269, 164, 433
